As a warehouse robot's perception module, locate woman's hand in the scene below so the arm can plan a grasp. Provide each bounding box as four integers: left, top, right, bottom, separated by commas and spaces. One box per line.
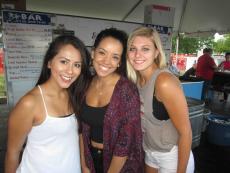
81, 166, 91, 173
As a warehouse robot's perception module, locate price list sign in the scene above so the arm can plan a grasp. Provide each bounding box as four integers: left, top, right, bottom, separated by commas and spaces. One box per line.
2, 10, 52, 81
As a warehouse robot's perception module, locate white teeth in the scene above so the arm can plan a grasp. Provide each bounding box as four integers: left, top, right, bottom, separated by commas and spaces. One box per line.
62, 76, 72, 81
100, 65, 109, 71
134, 60, 145, 64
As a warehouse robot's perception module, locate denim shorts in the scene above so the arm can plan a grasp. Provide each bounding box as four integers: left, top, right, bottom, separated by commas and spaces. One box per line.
145, 146, 194, 173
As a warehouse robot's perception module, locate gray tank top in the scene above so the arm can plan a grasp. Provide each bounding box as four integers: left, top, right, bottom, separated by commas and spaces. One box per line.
138, 69, 178, 152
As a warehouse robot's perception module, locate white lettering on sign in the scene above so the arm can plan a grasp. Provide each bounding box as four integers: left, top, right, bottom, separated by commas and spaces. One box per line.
8, 12, 42, 22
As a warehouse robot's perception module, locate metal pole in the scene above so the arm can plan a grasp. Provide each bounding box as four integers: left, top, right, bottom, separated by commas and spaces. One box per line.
175, 35, 179, 65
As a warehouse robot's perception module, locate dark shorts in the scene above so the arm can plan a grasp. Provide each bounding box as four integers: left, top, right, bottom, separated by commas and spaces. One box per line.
90, 145, 103, 173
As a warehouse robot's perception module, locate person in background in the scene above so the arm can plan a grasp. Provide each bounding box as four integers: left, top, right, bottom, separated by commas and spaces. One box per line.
127, 26, 194, 173
5, 35, 91, 173
167, 59, 180, 77
192, 60, 197, 69
195, 48, 217, 101
179, 61, 197, 81
79, 28, 144, 173
218, 52, 230, 102
218, 52, 230, 71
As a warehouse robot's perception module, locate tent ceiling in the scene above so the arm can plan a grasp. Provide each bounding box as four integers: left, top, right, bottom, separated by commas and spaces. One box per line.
26, 0, 230, 36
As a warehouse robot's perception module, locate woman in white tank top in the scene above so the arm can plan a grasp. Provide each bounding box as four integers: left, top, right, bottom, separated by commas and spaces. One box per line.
5, 35, 91, 173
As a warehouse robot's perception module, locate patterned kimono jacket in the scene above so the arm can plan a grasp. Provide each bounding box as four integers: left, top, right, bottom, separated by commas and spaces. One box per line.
81, 76, 144, 173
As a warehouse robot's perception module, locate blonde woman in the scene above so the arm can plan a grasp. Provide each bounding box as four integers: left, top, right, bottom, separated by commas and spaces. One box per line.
127, 26, 194, 173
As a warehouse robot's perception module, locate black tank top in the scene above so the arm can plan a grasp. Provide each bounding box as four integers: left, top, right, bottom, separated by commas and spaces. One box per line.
80, 100, 108, 143
152, 94, 169, 120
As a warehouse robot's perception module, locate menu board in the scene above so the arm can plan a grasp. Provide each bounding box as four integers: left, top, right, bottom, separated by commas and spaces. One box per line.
2, 10, 52, 81
2, 10, 52, 105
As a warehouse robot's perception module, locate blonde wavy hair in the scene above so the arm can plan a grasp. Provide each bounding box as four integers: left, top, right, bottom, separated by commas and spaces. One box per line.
127, 26, 167, 83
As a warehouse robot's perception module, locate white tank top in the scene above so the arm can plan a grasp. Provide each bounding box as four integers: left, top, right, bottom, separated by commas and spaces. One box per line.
16, 85, 81, 173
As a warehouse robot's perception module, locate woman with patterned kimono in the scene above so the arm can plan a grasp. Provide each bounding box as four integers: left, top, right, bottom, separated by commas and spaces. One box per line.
79, 28, 144, 173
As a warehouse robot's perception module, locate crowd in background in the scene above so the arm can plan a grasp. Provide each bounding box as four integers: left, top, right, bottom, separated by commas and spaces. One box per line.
169, 49, 230, 103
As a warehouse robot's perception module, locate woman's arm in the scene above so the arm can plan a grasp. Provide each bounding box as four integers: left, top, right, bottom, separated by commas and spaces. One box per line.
156, 72, 192, 173
107, 156, 127, 173
218, 61, 224, 71
108, 81, 142, 172
79, 134, 90, 173
5, 95, 36, 173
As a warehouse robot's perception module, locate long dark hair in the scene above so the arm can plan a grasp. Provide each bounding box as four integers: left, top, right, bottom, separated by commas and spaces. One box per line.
93, 28, 128, 77
36, 35, 91, 115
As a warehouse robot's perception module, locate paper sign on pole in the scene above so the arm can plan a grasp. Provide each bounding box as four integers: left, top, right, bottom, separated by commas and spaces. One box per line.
144, 4, 175, 27
144, 4, 175, 61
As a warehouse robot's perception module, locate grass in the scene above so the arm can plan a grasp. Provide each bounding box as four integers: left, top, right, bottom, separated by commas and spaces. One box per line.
0, 74, 6, 97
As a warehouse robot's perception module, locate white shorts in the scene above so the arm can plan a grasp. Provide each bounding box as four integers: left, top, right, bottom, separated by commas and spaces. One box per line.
145, 146, 194, 173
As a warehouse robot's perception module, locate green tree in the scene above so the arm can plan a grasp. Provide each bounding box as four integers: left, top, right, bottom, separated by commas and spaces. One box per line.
172, 34, 215, 54
213, 34, 230, 53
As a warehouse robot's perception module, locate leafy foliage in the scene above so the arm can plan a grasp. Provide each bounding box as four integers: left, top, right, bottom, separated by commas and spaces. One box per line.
172, 34, 215, 54
213, 34, 230, 53
0, 75, 6, 96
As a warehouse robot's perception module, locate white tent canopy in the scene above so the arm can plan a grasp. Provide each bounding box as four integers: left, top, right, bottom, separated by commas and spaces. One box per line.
177, 0, 230, 36
27, 0, 230, 36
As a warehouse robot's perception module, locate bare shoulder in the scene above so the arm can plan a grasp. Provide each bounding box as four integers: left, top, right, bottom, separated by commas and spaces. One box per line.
17, 87, 40, 109
9, 87, 41, 119
7, 87, 42, 145
155, 72, 181, 99
156, 72, 180, 89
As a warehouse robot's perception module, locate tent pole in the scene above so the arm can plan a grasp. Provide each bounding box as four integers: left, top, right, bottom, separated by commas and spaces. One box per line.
178, 0, 188, 33
175, 0, 188, 65
122, 0, 143, 21
175, 35, 179, 65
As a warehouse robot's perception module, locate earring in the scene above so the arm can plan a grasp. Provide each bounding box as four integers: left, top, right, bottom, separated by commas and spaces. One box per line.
89, 58, 95, 75
90, 57, 93, 66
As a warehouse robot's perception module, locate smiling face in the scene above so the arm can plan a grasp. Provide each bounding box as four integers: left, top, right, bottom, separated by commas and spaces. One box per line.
127, 36, 159, 72
48, 44, 82, 88
92, 36, 123, 78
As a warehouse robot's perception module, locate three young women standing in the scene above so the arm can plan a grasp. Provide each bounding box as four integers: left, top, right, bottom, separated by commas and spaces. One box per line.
5, 26, 194, 173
